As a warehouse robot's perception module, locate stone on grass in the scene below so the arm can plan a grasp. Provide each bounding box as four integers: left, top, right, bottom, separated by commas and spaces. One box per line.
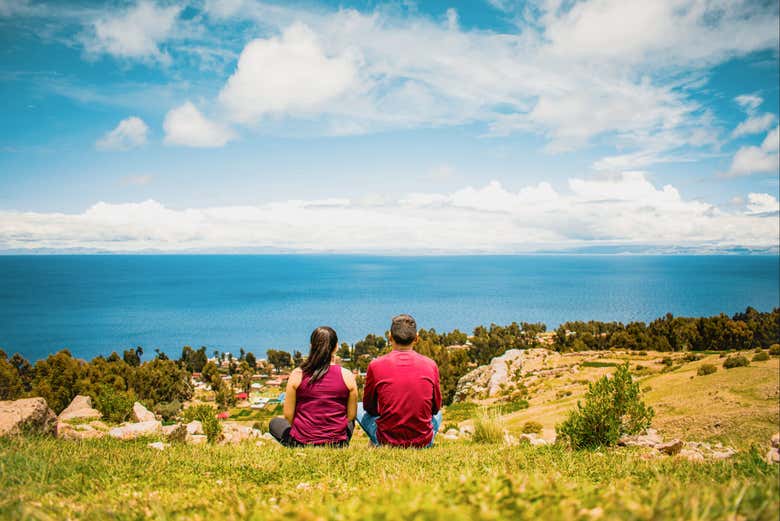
132, 402, 156, 422
162, 424, 180, 436
58, 422, 105, 440
772, 432, 779, 448
186, 420, 203, 435
678, 448, 705, 462
656, 439, 683, 456
0, 397, 57, 437
58, 395, 102, 422
767, 447, 780, 464
148, 441, 168, 451
618, 428, 663, 448
89, 420, 109, 431
186, 434, 208, 445
108, 420, 162, 440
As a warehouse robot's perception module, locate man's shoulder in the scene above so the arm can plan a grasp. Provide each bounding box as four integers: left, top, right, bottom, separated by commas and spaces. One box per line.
413, 352, 439, 370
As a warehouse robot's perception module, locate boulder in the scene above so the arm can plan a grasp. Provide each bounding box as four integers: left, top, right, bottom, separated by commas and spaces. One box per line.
58, 395, 102, 422
454, 348, 563, 400
678, 448, 705, 462
519, 433, 549, 446
89, 420, 109, 431
772, 432, 779, 449
618, 428, 663, 448
132, 402, 156, 422
656, 439, 683, 456
57, 422, 105, 440
162, 424, 180, 436
767, 447, 780, 464
220, 422, 256, 444
186, 420, 203, 435
148, 441, 168, 451
186, 434, 208, 445
0, 397, 57, 437
108, 421, 162, 440
443, 428, 460, 440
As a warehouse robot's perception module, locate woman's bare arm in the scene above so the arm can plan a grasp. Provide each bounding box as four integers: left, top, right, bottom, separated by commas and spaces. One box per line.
341, 367, 358, 421
283, 368, 302, 423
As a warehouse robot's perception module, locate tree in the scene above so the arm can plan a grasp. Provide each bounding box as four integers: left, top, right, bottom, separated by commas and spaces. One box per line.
129, 358, 193, 404
267, 350, 292, 373
293, 350, 304, 367
0, 350, 24, 400
179, 346, 208, 373
236, 361, 253, 394
336, 343, 351, 360
201, 361, 221, 389
9, 352, 34, 392
31, 350, 84, 414
245, 352, 257, 369
123, 346, 143, 367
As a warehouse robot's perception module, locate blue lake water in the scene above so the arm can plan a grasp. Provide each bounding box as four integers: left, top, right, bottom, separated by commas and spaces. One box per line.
0, 255, 777, 362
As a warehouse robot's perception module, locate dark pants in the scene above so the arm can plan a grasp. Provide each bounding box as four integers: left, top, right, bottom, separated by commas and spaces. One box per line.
268, 417, 355, 448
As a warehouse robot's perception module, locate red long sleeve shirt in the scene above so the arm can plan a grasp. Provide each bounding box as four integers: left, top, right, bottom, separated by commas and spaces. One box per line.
362, 349, 442, 447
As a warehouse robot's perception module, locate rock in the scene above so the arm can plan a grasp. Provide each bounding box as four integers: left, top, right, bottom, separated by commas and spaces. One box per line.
220, 422, 255, 444
108, 421, 162, 440
656, 439, 683, 456
186, 434, 208, 445
0, 397, 57, 437
186, 420, 204, 435
710, 448, 737, 460
148, 441, 168, 451
519, 433, 548, 446
503, 433, 519, 446
679, 448, 705, 462
454, 348, 562, 400
459, 424, 475, 436
58, 395, 102, 422
261, 432, 275, 441
57, 422, 105, 440
772, 432, 779, 449
132, 402, 156, 422
162, 424, 180, 436
766, 447, 780, 464
443, 428, 460, 440
618, 428, 663, 448
89, 420, 109, 431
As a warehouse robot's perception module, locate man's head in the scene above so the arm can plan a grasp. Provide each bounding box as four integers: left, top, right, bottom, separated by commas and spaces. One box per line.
389, 314, 418, 347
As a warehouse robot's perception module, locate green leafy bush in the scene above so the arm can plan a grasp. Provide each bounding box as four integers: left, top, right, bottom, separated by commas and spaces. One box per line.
183, 404, 222, 443
154, 400, 182, 421
556, 363, 654, 449
723, 355, 749, 369
684, 353, 702, 362
696, 364, 717, 376
472, 413, 504, 444
93, 385, 135, 423
769, 344, 780, 356
752, 351, 770, 362
521, 421, 543, 434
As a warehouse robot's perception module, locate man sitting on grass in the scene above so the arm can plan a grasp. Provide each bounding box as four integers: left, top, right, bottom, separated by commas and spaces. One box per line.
357, 314, 443, 447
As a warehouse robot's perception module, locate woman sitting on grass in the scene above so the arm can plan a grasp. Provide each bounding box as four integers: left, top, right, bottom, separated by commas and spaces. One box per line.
269, 326, 358, 447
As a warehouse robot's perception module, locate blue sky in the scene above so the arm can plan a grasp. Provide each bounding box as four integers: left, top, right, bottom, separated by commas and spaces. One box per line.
0, 0, 778, 253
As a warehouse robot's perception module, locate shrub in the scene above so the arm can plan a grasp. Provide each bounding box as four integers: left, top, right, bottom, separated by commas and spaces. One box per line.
723, 355, 749, 369
183, 404, 222, 443
752, 351, 770, 362
472, 413, 504, 444
697, 364, 717, 376
154, 400, 182, 421
684, 353, 701, 362
93, 385, 135, 423
521, 421, 543, 434
661, 357, 674, 367
769, 344, 780, 356
637, 351, 647, 356
167, 424, 187, 444
556, 363, 654, 449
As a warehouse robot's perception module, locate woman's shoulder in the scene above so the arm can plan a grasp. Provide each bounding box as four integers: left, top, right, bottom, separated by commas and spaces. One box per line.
339, 366, 356, 387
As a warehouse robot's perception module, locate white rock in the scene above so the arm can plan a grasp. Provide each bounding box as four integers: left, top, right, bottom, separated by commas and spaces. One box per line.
162, 424, 180, 436
108, 421, 162, 440
186, 420, 203, 435
767, 447, 780, 464
148, 441, 168, 451
132, 402, 156, 422
58, 395, 102, 422
679, 448, 705, 462
771, 432, 779, 449
0, 397, 57, 437
186, 434, 208, 445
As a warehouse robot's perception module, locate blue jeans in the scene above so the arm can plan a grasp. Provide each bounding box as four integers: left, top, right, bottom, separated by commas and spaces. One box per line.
356, 403, 442, 447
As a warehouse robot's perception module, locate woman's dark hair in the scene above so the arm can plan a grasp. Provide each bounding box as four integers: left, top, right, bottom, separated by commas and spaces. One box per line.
300, 326, 338, 383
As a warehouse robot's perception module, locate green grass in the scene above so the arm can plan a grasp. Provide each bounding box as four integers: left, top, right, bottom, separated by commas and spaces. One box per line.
580, 361, 620, 368
0, 436, 777, 520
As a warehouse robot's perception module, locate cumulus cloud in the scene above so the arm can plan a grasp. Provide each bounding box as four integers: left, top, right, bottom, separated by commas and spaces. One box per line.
96, 116, 149, 151
163, 101, 235, 148
218, 23, 357, 124
726, 126, 780, 177
0, 173, 776, 253
732, 93, 776, 138
197, 0, 777, 168
82, 0, 181, 64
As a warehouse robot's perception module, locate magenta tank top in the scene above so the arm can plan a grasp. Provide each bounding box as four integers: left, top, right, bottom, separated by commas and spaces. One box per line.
289, 365, 350, 445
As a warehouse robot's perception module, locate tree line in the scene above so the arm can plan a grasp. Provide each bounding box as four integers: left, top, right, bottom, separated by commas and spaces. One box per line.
1, 307, 777, 410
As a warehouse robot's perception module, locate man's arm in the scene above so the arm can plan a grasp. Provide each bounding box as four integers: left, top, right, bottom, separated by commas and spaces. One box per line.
363, 363, 379, 416
431, 364, 442, 415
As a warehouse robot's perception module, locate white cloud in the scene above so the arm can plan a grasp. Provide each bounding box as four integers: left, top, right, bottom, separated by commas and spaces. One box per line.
732, 113, 776, 138
735, 94, 763, 113
726, 126, 780, 177
82, 0, 181, 64
96, 116, 149, 151
120, 174, 154, 186
218, 23, 357, 124
0, 173, 776, 253
163, 101, 235, 148
746, 193, 780, 215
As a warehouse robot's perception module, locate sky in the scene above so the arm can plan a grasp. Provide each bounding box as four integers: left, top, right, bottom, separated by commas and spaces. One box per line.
0, 0, 778, 254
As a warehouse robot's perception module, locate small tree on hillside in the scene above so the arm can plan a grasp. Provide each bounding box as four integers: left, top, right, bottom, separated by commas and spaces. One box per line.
556, 363, 653, 449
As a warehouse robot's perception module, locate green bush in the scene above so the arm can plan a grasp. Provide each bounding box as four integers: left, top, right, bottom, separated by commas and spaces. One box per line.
556, 363, 654, 449
93, 385, 135, 423
723, 355, 749, 369
696, 364, 717, 376
769, 344, 780, 356
521, 421, 543, 434
154, 400, 182, 421
183, 404, 222, 443
472, 413, 504, 444
684, 353, 701, 362
752, 351, 770, 362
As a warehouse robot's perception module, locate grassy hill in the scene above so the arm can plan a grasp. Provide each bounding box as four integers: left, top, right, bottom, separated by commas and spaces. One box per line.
1, 351, 778, 520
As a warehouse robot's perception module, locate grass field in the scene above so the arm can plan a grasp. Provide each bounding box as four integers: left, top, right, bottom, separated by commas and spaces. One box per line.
1, 352, 778, 520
